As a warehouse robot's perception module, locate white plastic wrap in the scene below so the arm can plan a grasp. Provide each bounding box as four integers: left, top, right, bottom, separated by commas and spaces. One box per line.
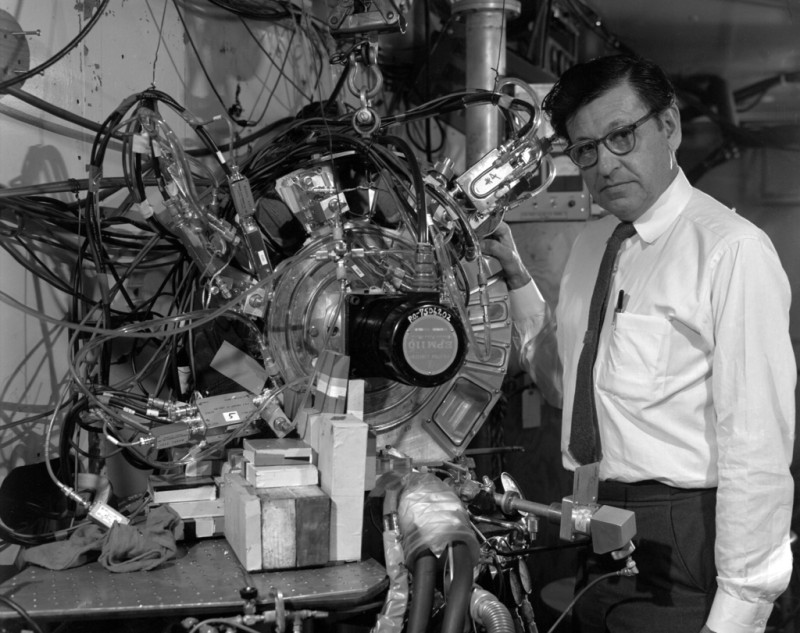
396, 472, 479, 567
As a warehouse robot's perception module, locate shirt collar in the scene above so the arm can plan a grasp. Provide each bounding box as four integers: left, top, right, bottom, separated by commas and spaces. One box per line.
633, 168, 692, 244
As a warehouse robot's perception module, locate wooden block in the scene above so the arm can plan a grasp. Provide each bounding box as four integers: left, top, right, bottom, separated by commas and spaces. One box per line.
222, 475, 330, 571
243, 438, 312, 466
304, 412, 323, 460
166, 498, 224, 519
317, 413, 368, 496
324, 354, 350, 413
150, 474, 217, 503
259, 486, 330, 569
313, 350, 335, 408
365, 433, 376, 492
290, 391, 318, 440
260, 489, 296, 569
292, 487, 331, 568
317, 413, 367, 562
329, 493, 364, 562
346, 379, 365, 420
245, 462, 318, 489
184, 459, 222, 477
193, 515, 224, 539
222, 473, 262, 571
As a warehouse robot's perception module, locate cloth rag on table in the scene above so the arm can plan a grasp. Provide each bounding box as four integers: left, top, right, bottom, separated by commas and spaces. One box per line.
20, 505, 183, 572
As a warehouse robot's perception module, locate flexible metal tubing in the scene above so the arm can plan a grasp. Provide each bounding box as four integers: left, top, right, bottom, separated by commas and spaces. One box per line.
470, 587, 516, 633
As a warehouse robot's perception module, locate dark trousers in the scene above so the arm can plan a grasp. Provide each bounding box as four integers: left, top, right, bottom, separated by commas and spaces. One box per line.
572, 480, 717, 633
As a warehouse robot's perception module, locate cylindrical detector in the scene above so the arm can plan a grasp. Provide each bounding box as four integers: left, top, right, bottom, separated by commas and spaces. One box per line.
346, 292, 468, 387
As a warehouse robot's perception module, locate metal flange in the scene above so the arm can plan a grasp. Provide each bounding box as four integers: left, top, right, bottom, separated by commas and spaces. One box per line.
451, 0, 522, 18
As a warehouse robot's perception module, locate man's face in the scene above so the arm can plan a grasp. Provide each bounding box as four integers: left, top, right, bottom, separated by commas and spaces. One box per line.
566, 83, 680, 222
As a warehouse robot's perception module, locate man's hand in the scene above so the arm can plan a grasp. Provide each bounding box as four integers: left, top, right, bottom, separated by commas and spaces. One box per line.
480, 222, 532, 290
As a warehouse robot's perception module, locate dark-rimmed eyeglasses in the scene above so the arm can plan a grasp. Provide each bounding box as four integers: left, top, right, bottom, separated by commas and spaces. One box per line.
564, 110, 659, 169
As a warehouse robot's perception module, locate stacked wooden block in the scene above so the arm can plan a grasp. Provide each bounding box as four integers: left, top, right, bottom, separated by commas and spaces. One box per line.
222, 438, 331, 571
307, 413, 370, 563
149, 468, 224, 539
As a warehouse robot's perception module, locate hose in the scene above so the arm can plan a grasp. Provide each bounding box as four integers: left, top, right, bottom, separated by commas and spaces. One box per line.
406, 549, 436, 633
440, 541, 474, 633
470, 587, 516, 633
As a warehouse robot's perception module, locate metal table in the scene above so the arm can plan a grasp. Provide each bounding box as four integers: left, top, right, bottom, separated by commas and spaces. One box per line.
0, 538, 387, 624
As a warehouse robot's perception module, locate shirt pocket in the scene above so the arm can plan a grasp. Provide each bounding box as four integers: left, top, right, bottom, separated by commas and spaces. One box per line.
597, 312, 671, 403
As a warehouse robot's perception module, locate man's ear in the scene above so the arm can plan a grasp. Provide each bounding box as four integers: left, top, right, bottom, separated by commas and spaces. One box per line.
662, 103, 682, 151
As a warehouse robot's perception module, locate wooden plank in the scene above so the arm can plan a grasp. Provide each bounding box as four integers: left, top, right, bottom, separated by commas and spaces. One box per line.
317, 414, 368, 561
165, 498, 224, 519
260, 489, 296, 570
245, 462, 318, 488
221, 473, 262, 571
242, 438, 312, 466
329, 494, 364, 562
291, 486, 330, 568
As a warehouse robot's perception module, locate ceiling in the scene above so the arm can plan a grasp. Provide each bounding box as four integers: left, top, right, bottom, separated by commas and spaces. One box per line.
578, 0, 800, 124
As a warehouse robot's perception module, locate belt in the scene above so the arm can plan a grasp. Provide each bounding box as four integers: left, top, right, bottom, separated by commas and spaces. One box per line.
598, 479, 716, 503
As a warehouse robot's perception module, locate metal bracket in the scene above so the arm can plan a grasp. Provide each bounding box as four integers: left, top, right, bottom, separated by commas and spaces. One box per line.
328, 0, 407, 35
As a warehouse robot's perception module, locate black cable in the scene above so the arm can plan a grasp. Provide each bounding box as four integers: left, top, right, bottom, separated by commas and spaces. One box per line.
0, 592, 45, 633
172, 0, 233, 117
545, 570, 632, 633
4, 87, 119, 136
0, 0, 110, 93
239, 17, 313, 104
376, 135, 428, 243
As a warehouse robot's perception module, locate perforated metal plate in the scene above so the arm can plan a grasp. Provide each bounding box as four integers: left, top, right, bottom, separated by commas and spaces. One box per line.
0, 539, 387, 622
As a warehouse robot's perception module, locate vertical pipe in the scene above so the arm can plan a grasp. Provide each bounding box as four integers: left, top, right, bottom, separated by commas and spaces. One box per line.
453, 1, 521, 166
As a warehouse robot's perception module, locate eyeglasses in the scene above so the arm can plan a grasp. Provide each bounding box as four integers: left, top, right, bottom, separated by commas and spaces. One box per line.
564, 110, 659, 169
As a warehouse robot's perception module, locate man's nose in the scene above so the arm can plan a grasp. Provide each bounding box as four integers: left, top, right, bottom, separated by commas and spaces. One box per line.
594, 143, 620, 174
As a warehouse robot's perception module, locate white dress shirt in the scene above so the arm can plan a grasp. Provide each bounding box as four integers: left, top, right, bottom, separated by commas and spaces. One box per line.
510, 169, 796, 633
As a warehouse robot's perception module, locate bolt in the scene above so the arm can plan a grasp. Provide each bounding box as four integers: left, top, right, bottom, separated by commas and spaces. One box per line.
355, 109, 374, 125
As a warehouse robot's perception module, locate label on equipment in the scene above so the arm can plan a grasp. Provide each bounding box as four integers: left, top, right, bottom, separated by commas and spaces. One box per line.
403, 313, 459, 376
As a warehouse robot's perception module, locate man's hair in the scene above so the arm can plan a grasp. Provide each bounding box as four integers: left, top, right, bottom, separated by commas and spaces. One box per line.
542, 54, 676, 142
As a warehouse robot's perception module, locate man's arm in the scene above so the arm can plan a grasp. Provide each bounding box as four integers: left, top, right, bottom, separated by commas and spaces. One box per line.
482, 222, 563, 406
706, 235, 796, 633
481, 222, 532, 290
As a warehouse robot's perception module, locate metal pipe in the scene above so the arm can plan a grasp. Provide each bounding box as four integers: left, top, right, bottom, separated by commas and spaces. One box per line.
494, 492, 562, 523
453, 0, 521, 166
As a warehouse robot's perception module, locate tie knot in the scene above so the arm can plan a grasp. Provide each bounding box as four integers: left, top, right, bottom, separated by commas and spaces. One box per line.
611, 221, 636, 242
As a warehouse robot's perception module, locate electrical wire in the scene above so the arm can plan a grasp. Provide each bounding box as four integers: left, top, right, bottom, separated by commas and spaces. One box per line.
171, 0, 231, 116
545, 570, 633, 633
0, 0, 110, 93
0, 594, 45, 633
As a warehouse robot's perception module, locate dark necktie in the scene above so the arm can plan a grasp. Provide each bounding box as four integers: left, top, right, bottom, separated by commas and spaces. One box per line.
569, 221, 637, 465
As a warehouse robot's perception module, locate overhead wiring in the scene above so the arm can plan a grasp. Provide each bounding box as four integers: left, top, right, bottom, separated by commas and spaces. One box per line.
0, 0, 111, 93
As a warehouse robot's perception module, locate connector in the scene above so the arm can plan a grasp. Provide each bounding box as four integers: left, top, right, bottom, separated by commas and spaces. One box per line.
411, 242, 437, 292
89, 501, 130, 528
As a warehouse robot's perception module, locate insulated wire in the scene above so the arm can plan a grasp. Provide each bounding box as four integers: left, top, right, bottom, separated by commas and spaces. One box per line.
545, 571, 632, 633
0, 595, 45, 633
0, 0, 110, 92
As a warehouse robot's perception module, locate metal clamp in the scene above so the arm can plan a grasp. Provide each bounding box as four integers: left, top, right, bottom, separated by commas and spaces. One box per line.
352, 88, 381, 136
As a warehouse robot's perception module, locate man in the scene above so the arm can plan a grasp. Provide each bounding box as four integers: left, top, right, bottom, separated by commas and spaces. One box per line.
482, 54, 795, 633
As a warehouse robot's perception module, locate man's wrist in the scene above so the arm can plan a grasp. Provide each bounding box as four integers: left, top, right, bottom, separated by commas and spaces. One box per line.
507, 272, 532, 290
